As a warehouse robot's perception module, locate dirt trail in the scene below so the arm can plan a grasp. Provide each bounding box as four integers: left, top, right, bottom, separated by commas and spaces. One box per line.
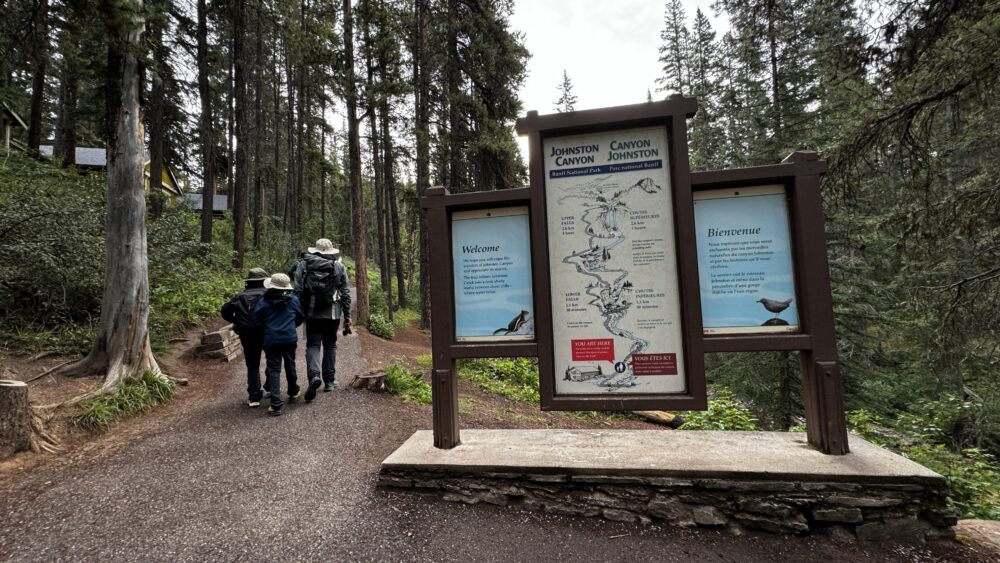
0, 320, 991, 561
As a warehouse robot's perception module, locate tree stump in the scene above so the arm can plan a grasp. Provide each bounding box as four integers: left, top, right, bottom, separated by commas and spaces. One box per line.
350, 371, 387, 392
0, 380, 58, 458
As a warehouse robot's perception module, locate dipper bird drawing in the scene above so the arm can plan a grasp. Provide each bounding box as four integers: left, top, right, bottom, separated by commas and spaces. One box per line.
757, 297, 793, 318
493, 310, 530, 336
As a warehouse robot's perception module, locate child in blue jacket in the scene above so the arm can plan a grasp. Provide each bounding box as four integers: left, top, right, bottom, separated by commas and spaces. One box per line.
252, 273, 304, 416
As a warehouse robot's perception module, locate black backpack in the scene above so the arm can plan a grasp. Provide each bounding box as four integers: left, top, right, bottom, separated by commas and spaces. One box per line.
223, 289, 265, 334
303, 261, 339, 306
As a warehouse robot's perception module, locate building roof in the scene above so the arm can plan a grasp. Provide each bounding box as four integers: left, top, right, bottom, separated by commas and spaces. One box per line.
38, 145, 164, 168
38, 145, 182, 196
183, 193, 228, 212
38, 145, 108, 167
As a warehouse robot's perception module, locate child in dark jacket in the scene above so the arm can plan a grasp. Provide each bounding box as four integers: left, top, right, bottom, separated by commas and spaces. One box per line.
221, 267, 269, 407
252, 273, 304, 416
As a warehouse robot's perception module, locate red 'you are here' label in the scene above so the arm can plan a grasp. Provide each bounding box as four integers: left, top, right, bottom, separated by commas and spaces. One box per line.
571, 339, 615, 362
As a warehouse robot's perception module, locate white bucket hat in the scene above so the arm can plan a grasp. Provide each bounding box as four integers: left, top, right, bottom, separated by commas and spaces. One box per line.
308, 238, 340, 256
264, 273, 294, 291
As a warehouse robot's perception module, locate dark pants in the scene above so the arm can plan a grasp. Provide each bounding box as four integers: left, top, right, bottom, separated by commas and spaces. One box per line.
240, 331, 265, 401
305, 319, 340, 384
264, 342, 299, 410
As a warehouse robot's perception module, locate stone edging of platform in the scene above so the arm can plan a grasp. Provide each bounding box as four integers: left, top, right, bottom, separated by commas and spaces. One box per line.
378, 470, 957, 544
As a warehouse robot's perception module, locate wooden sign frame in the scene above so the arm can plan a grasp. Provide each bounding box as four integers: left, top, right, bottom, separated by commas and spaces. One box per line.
517, 98, 707, 412
420, 96, 849, 455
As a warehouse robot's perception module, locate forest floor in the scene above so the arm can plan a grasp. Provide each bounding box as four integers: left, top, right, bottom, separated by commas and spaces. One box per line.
0, 318, 996, 561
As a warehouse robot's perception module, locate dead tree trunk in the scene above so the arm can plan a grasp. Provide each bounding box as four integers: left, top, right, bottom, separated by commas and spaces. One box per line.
0, 380, 58, 458
54, 0, 162, 400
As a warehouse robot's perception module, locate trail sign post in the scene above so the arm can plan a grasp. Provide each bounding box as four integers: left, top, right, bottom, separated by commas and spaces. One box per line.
421, 96, 849, 455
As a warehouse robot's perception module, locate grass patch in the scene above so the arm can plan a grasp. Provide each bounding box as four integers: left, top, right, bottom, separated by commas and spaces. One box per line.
415, 354, 432, 368
457, 358, 540, 404
385, 361, 432, 404
0, 324, 97, 356
73, 372, 175, 430
563, 410, 639, 423
392, 307, 421, 330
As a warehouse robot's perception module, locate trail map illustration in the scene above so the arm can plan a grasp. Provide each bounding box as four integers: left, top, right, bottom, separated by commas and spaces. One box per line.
545, 127, 686, 395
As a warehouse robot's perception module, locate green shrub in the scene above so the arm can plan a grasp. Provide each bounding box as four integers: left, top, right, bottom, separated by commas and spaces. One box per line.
73, 372, 175, 430
458, 358, 540, 404
679, 388, 758, 431
367, 313, 394, 340
848, 407, 1000, 519
902, 444, 1000, 520
385, 362, 431, 404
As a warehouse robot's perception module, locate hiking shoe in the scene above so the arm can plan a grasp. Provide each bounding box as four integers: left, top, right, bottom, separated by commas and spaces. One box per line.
324, 381, 336, 392
305, 378, 321, 402
248, 399, 261, 408
267, 406, 282, 416
287, 390, 302, 403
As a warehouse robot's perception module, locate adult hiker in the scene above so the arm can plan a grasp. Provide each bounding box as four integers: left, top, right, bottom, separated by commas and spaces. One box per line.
220, 267, 270, 407
290, 238, 352, 401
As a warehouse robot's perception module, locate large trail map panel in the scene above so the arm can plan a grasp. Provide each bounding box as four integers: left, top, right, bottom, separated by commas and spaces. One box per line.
544, 127, 686, 395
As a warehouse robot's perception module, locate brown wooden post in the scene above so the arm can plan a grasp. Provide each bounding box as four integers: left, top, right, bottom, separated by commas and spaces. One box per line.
785, 152, 849, 454
424, 186, 460, 448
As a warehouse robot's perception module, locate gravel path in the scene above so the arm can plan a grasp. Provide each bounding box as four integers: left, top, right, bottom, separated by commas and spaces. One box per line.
0, 318, 984, 562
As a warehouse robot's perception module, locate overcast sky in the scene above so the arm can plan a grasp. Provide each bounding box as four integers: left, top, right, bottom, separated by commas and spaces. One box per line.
509, 0, 724, 115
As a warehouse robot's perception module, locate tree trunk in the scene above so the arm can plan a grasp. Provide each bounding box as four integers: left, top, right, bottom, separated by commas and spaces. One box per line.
226, 35, 235, 211
252, 1, 264, 249
54, 1, 80, 168
232, 0, 249, 270
272, 54, 281, 219
414, 0, 431, 328
0, 380, 57, 458
197, 0, 215, 247
27, 0, 49, 155
364, 9, 390, 317
54, 60, 79, 167
766, 0, 782, 159
56, 0, 161, 397
284, 40, 296, 234
320, 93, 327, 237
382, 98, 405, 309
344, 0, 369, 325
445, 0, 461, 192
147, 0, 167, 220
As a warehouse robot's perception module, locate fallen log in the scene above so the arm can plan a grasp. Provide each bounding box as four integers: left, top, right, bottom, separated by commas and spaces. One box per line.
634, 411, 685, 429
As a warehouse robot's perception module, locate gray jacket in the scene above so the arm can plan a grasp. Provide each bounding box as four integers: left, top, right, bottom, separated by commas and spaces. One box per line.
291, 253, 352, 321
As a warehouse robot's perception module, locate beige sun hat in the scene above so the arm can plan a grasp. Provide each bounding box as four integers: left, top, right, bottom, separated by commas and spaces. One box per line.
308, 238, 340, 256
264, 273, 293, 291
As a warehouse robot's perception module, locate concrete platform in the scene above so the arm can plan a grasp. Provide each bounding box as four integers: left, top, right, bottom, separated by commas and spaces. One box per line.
382, 429, 943, 484
379, 430, 955, 542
